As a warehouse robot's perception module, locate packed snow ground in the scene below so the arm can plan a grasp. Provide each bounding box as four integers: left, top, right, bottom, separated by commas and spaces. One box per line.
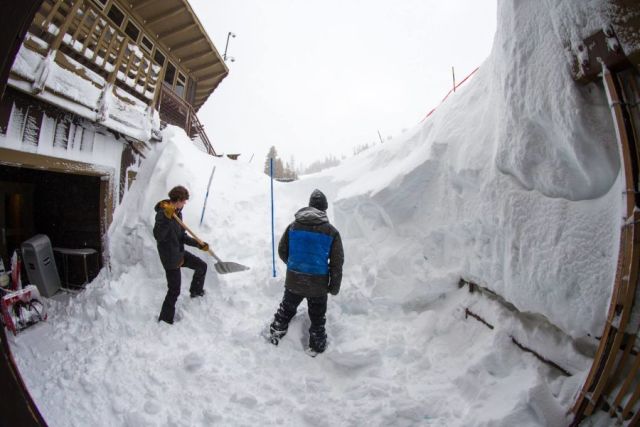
10, 133, 590, 427
8, 0, 626, 425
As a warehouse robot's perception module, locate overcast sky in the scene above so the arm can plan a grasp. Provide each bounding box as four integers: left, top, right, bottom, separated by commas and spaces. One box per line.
189, 0, 497, 169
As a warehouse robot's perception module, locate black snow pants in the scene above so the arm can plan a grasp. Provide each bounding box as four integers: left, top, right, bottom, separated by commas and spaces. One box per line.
158, 251, 207, 324
271, 288, 328, 351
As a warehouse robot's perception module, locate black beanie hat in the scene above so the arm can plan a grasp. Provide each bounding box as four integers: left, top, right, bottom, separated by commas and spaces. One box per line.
309, 189, 328, 211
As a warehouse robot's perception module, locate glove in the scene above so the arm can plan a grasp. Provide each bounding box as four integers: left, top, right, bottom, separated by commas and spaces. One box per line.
161, 202, 176, 219
199, 242, 209, 252
328, 283, 339, 296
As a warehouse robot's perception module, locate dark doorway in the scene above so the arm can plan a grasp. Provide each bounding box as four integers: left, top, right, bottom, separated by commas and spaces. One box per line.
0, 165, 102, 283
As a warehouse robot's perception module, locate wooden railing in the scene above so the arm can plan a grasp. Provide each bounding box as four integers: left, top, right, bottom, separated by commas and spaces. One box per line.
570, 67, 640, 426
31, 0, 162, 106
157, 83, 216, 155
22, 0, 216, 152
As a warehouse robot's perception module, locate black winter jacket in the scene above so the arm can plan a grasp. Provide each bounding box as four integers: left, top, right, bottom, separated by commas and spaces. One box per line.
153, 200, 199, 270
278, 207, 344, 297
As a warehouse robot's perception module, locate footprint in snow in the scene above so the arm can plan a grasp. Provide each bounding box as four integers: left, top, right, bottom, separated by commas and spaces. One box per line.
328, 346, 382, 369
183, 352, 204, 372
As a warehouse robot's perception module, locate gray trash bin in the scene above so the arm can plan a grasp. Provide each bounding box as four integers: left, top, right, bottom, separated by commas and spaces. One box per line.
21, 234, 61, 298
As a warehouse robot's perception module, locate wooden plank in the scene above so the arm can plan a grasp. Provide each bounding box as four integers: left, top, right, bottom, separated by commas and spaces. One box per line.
610, 348, 640, 416
132, 0, 156, 11
621, 380, 640, 420
573, 68, 640, 419
120, 47, 135, 86
146, 5, 183, 26
140, 60, 154, 100
629, 403, 640, 427
70, 2, 90, 42
132, 56, 147, 93
80, 9, 100, 53
95, 27, 116, 65
50, 0, 83, 51
106, 35, 125, 84
152, 61, 168, 108
158, 23, 196, 39
605, 333, 636, 398
624, 74, 640, 168
585, 70, 640, 414
41, 0, 63, 32
572, 243, 625, 413
88, 17, 108, 61
585, 221, 640, 415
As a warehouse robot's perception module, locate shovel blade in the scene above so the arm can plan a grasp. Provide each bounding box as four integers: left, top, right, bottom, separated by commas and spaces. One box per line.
214, 261, 250, 274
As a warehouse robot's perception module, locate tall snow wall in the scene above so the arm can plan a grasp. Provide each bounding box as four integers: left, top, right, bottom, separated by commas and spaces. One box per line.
325, 0, 621, 339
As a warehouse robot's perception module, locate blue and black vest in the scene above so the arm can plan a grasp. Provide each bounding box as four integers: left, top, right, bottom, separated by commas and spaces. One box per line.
287, 229, 334, 275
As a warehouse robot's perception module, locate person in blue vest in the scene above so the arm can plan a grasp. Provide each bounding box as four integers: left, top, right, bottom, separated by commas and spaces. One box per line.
269, 189, 344, 354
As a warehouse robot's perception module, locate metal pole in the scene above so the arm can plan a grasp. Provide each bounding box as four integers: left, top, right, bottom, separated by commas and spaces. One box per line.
199, 165, 216, 226
223, 31, 235, 61
270, 157, 276, 277
452, 66, 456, 92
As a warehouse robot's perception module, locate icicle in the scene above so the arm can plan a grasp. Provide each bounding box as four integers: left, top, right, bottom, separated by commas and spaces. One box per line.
143, 105, 154, 140
97, 83, 113, 122
32, 50, 55, 94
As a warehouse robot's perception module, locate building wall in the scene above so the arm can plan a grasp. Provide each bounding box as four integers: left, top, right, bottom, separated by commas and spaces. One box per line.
0, 88, 124, 193
0, 88, 144, 267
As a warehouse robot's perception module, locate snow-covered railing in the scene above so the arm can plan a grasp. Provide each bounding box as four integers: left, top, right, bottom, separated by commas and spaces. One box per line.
32, 0, 162, 107
158, 83, 216, 155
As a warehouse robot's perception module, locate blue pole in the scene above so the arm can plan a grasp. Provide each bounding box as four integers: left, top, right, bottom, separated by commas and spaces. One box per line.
270, 158, 276, 277
200, 165, 216, 226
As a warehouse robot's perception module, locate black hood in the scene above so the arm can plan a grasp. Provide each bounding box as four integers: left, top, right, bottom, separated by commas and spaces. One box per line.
309, 189, 328, 212
294, 206, 328, 225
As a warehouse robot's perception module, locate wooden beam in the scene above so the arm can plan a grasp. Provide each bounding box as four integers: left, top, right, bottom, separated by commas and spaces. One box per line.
610, 349, 640, 417
180, 49, 211, 64
50, 0, 84, 51
158, 22, 196, 39
132, 0, 156, 11
188, 61, 223, 73
81, 11, 102, 53
0, 147, 111, 176
170, 36, 203, 53
41, 0, 64, 32
146, 5, 183, 26
107, 37, 127, 85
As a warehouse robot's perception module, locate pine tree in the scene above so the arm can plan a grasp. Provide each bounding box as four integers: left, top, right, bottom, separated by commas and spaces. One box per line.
275, 158, 284, 178
264, 146, 299, 181
264, 146, 278, 175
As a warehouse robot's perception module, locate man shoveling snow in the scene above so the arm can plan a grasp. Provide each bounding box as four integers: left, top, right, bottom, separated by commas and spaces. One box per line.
153, 185, 209, 324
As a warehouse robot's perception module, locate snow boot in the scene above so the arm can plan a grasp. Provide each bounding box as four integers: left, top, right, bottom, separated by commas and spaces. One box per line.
308, 329, 327, 354
190, 289, 205, 298
269, 321, 288, 345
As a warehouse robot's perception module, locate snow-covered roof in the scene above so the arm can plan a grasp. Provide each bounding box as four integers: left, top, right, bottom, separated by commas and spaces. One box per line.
123, 0, 229, 111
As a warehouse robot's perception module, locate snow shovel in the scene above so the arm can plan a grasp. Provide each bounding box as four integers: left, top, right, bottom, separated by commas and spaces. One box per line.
172, 214, 250, 274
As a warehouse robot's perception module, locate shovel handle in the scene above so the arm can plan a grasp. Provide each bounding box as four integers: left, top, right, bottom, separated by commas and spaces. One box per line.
172, 214, 223, 263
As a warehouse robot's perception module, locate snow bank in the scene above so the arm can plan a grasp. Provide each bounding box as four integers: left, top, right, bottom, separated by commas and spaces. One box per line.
320, 0, 620, 339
